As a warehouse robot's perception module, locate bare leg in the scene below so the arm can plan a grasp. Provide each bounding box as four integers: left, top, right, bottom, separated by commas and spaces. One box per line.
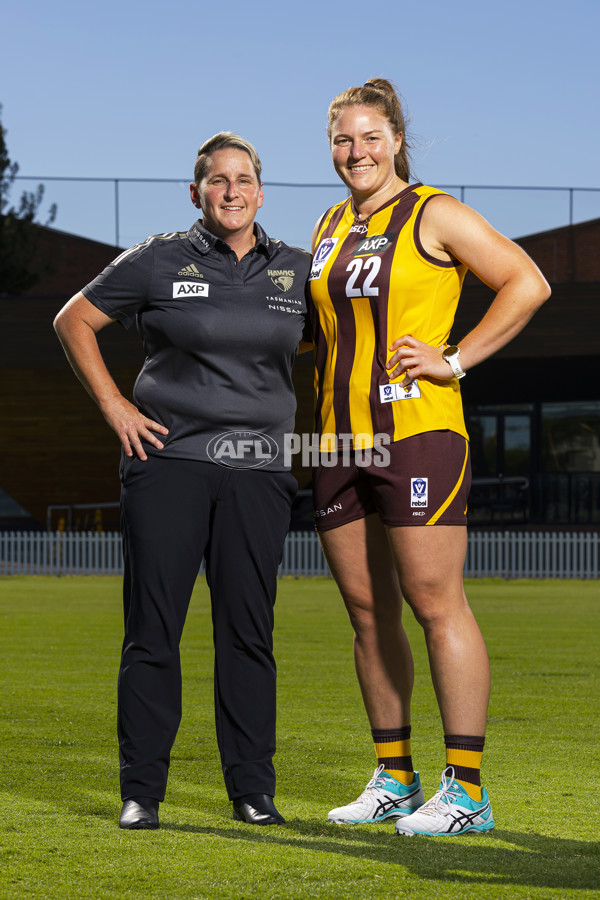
386, 525, 490, 735
319, 514, 414, 728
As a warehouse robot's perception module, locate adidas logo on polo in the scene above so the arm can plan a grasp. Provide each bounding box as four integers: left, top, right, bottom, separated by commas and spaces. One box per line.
177, 263, 202, 278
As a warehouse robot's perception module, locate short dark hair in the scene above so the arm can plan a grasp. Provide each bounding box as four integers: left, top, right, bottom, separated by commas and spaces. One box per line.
194, 132, 262, 186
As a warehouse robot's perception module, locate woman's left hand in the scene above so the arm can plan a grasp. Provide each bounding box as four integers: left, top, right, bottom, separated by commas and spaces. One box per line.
386, 334, 452, 384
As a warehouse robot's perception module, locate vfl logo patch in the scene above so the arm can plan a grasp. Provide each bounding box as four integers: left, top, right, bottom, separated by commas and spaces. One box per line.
353, 233, 395, 256
309, 237, 339, 280
172, 281, 209, 297
411, 477, 428, 508
379, 381, 421, 403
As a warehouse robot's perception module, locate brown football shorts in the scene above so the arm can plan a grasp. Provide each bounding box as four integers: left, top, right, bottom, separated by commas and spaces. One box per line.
313, 430, 471, 531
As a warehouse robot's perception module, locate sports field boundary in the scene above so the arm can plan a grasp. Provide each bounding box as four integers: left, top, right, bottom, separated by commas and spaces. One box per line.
1, 529, 598, 579
1, 576, 599, 899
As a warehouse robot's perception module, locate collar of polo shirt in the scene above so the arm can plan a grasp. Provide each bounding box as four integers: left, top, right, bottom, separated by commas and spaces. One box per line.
188, 220, 273, 258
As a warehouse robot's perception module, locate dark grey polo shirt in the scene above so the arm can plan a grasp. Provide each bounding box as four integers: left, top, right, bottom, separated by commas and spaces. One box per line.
83, 220, 311, 470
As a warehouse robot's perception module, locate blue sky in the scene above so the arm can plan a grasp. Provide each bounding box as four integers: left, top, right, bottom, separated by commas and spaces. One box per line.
1, 0, 598, 252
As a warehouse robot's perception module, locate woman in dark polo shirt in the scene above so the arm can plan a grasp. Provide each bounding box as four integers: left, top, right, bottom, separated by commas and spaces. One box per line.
54, 132, 311, 830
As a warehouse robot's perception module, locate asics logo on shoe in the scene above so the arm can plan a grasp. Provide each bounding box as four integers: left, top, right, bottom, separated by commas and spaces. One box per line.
328, 766, 425, 824
373, 786, 422, 817
375, 795, 405, 816
395, 767, 494, 836
438, 799, 492, 834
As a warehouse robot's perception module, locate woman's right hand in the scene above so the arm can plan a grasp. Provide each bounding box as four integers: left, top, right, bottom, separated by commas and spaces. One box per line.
100, 395, 169, 461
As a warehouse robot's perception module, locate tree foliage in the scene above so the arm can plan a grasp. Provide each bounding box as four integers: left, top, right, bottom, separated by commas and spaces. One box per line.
0, 104, 57, 295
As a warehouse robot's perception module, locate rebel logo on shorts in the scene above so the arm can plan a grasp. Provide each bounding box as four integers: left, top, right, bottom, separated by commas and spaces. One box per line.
353, 233, 395, 256
411, 477, 428, 508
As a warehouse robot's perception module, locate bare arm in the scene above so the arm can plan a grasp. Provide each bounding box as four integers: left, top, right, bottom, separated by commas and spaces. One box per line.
387, 196, 551, 381
291, 223, 323, 355
53, 292, 168, 460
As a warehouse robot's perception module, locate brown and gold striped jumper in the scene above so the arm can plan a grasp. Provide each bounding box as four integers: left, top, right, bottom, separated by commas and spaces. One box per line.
309, 184, 469, 449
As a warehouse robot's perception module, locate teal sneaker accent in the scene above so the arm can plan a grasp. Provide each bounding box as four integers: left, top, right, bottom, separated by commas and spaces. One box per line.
328, 764, 425, 823
395, 766, 495, 836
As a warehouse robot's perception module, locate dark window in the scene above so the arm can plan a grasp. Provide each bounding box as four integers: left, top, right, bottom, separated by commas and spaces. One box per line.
541, 401, 600, 473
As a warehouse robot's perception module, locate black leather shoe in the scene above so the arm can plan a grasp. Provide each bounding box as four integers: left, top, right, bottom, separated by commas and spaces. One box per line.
119, 797, 160, 830
232, 793, 285, 825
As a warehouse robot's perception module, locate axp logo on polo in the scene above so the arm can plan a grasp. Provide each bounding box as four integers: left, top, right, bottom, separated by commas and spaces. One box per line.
172, 281, 209, 297
207, 431, 278, 468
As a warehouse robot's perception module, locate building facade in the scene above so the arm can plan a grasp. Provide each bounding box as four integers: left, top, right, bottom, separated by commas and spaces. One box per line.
456, 218, 600, 527
1, 218, 598, 530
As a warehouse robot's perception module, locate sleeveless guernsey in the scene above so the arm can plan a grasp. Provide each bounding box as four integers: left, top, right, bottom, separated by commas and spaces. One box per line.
308, 183, 469, 449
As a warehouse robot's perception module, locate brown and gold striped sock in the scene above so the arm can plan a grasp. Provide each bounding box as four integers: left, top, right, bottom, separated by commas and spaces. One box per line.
444, 733, 485, 802
371, 726, 414, 785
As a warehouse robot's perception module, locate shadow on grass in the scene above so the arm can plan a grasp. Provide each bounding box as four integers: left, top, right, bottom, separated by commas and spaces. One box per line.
162, 820, 600, 891
5, 778, 599, 892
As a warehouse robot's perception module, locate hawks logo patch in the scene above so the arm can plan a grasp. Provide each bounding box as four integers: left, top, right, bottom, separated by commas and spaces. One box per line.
268, 269, 295, 292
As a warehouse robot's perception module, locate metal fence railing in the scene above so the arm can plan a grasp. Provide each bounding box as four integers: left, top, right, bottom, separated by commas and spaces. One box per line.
465, 530, 599, 580
1, 530, 598, 579
14, 176, 600, 251
0, 530, 124, 576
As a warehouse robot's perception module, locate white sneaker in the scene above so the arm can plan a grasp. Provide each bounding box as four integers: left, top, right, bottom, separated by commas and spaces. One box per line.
395, 767, 494, 836
328, 765, 425, 823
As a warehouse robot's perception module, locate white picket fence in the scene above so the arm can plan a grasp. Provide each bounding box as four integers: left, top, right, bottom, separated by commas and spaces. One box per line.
0, 530, 599, 579
465, 530, 599, 579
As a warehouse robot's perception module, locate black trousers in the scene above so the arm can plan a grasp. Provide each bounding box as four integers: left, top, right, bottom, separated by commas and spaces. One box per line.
118, 454, 296, 802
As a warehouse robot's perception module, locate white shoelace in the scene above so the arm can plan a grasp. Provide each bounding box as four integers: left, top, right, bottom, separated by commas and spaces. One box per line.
351, 764, 387, 802
364, 764, 387, 790
417, 766, 462, 817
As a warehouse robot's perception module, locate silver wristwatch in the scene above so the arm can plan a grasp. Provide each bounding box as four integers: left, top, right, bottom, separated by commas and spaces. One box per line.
442, 345, 466, 379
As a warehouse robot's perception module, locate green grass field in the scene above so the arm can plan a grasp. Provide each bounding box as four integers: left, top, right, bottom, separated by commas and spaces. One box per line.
0, 576, 599, 899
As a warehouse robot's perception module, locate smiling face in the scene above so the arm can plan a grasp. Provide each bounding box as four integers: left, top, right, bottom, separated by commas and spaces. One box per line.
330, 104, 404, 204
190, 147, 263, 242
